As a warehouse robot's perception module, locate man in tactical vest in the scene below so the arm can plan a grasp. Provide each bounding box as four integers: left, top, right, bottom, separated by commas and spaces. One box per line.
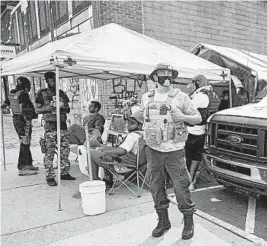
35, 72, 75, 186
141, 63, 202, 240
1, 77, 38, 175
186, 74, 220, 191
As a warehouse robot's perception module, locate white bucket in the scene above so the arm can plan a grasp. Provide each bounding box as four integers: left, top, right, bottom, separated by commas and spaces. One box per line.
79, 180, 106, 216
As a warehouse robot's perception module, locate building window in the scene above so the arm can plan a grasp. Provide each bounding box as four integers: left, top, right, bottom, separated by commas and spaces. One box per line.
1, 9, 12, 43
28, 0, 38, 43
51, 0, 69, 28
10, 14, 19, 52
17, 7, 26, 50
38, 1, 50, 37
72, 1, 91, 16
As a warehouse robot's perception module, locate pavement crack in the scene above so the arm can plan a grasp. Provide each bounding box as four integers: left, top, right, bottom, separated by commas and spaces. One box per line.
1, 183, 45, 191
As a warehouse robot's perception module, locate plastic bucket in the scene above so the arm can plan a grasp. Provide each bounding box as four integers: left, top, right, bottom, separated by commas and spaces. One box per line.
79, 180, 106, 215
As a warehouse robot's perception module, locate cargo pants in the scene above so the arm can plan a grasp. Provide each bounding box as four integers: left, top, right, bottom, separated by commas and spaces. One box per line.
146, 146, 196, 215
13, 115, 33, 170
44, 130, 71, 179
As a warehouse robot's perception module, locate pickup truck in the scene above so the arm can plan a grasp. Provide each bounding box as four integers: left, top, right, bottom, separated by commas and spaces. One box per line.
203, 86, 267, 197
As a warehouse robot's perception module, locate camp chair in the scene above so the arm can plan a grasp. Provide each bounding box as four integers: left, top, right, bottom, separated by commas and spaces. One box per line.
101, 136, 150, 197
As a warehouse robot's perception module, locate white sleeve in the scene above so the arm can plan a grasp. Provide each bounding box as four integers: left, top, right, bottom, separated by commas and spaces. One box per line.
191, 93, 209, 108
119, 133, 139, 153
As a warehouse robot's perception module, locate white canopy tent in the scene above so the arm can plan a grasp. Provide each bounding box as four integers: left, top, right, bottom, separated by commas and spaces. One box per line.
1, 23, 230, 81
1, 24, 231, 210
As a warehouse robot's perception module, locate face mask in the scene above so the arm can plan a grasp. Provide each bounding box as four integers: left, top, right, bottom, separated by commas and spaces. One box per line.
158, 76, 172, 86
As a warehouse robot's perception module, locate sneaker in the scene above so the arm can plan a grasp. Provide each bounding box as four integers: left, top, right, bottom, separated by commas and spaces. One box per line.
18, 167, 38, 176
47, 178, 57, 186
188, 183, 195, 192
61, 174, 76, 180
27, 165, 39, 171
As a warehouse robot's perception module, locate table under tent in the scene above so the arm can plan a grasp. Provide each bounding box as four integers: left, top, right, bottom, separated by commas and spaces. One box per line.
190, 43, 267, 107
1, 23, 230, 210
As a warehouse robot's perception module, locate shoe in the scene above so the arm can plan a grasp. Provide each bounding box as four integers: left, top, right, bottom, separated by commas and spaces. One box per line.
18, 167, 38, 176
188, 183, 195, 192
27, 165, 39, 171
152, 209, 171, 237
61, 174, 76, 180
182, 214, 194, 240
47, 178, 57, 186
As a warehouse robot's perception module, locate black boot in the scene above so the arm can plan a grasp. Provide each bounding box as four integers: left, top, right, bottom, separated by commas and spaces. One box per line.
182, 214, 194, 240
47, 178, 57, 186
61, 174, 76, 180
27, 165, 39, 171
152, 209, 171, 237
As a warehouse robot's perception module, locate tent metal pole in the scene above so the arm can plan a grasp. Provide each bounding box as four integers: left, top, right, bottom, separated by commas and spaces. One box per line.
253, 70, 258, 100
0, 77, 7, 171
85, 124, 93, 181
229, 79, 233, 108
144, 75, 148, 93
56, 66, 62, 211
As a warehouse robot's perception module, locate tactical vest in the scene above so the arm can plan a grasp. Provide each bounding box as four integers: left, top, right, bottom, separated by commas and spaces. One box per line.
144, 88, 188, 147
9, 91, 23, 114
196, 88, 221, 125
40, 89, 67, 122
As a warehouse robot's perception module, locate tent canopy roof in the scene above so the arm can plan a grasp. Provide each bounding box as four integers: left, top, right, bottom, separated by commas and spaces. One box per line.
1, 24, 230, 81
191, 43, 267, 81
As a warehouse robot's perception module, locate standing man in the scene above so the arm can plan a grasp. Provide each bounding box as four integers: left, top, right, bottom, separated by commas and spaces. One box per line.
186, 74, 220, 191
35, 72, 75, 186
141, 64, 201, 240
1, 77, 38, 176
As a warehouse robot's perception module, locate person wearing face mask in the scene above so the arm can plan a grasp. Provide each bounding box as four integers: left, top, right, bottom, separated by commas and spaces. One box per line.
186, 74, 220, 191
140, 63, 201, 240
1, 77, 38, 175
35, 72, 75, 186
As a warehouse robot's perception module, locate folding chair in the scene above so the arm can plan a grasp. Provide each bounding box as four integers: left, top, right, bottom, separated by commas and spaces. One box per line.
101, 137, 150, 197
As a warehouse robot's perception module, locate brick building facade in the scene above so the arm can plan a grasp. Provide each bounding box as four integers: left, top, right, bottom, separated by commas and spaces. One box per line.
1, 1, 266, 123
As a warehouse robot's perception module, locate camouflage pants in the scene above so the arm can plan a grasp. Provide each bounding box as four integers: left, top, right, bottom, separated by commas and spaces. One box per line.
44, 130, 70, 179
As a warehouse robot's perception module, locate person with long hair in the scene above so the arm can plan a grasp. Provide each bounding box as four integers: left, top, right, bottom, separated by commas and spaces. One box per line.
1, 77, 38, 175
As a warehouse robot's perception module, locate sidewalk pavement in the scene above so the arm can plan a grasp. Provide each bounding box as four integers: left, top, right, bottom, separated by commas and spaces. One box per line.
1, 116, 263, 246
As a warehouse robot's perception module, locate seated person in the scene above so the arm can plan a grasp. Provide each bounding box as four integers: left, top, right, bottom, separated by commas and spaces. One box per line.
68, 101, 105, 147
218, 90, 230, 111
83, 101, 105, 135
79, 110, 144, 185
